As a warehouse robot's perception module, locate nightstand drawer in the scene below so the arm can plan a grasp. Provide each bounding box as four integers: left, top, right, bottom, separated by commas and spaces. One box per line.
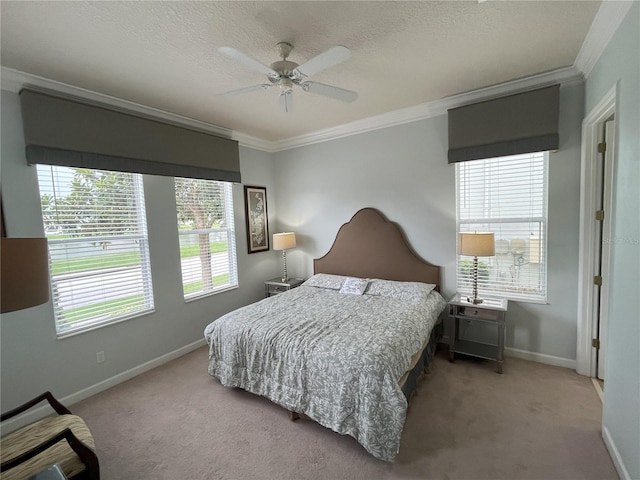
453, 305, 500, 321
267, 284, 289, 295
264, 278, 304, 297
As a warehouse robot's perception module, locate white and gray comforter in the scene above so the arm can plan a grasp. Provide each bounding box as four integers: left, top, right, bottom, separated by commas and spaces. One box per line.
204, 282, 446, 461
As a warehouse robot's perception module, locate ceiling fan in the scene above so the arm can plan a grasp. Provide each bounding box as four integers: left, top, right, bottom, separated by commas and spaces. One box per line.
218, 42, 358, 113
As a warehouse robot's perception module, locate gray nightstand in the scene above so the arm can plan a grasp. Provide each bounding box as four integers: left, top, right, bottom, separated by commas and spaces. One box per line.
264, 277, 304, 297
448, 293, 508, 373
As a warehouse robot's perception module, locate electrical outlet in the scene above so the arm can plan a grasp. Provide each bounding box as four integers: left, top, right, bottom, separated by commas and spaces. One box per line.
96, 351, 105, 364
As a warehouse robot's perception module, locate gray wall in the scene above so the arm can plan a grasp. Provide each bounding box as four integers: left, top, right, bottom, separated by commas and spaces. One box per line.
274, 82, 585, 363
0, 89, 278, 413
585, 3, 640, 479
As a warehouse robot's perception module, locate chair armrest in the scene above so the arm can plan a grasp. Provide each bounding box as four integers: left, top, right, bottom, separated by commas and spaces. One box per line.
0, 427, 100, 479
1, 392, 71, 422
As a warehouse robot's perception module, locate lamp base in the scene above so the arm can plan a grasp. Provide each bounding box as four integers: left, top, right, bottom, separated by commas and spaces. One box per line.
467, 296, 484, 305
468, 256, 483, 304
281, 250, 288, 284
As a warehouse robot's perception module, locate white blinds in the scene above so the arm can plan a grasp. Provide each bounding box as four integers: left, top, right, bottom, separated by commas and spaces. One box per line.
36, 165, 154, 336
456, 152, 548, 302
174, 178, 238, 299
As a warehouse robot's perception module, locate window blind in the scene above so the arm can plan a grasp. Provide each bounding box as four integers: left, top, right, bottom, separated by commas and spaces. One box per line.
175, 178, 238, 299
21, 88, 241, 183
448, 85, 559, 163
37, 165, 154, 336
456, 152, 548, 302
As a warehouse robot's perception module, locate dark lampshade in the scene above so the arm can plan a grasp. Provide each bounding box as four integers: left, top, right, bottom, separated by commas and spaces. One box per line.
1, 237, 50, 313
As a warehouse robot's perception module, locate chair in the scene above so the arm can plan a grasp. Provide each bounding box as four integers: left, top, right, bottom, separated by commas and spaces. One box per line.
1, 392, 99, 480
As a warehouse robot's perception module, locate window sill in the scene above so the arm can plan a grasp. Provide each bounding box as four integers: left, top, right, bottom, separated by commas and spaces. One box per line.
184, 284, 238, 303
456, 290, 548, 305
56, 308, 155, 340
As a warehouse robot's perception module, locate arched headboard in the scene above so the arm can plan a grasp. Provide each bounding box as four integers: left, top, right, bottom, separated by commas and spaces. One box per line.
313, 208, 440, 290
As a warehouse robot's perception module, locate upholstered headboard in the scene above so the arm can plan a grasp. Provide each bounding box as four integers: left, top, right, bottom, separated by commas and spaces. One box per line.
313, 208, 440, 290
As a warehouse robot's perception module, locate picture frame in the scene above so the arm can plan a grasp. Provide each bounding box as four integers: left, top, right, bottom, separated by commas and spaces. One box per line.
244, 185, 270, 254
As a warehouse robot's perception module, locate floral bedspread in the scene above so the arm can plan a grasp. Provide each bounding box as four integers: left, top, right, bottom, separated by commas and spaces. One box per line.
204, 284, 446, 461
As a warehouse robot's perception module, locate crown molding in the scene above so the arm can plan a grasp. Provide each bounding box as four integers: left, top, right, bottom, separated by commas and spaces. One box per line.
272, 66, 583, 151
0, 65, 584, 154
0, 67, 271, 152
234, 133, 276, 153
574, 0, 634, 77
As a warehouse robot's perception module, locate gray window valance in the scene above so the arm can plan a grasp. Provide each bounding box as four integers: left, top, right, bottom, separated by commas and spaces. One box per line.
19, 88, 241, 183
448, 85, 560, 163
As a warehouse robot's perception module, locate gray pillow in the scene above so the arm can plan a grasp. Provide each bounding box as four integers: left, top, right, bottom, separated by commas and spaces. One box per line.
365, 279, 436, 301
302, 273, 349, 290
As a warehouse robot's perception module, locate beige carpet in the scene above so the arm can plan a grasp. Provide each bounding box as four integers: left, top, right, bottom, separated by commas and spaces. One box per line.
72, 347, 617, 480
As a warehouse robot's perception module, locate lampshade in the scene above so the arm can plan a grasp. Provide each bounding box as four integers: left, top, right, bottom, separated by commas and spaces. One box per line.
1, 237, 50, 313
458, 232, 495, 257
273, 232, 296, 251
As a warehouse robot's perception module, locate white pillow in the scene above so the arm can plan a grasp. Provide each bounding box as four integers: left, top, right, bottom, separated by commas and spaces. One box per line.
339, 277, 369, 295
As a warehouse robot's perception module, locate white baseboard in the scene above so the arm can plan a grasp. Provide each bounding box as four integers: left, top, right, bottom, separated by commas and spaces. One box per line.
1, 338, 207, 435
603, 425, 632, 480
591, 378, 604, 403
505, 347, 576, 370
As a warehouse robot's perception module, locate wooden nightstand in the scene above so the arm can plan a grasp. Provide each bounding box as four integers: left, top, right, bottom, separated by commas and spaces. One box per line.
264, 277, 304, 297
448, 293, 508, 373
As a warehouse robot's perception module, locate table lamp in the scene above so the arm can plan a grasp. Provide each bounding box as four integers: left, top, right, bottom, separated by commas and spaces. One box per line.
1, 237, 50, 313
458, 232, 495, 304
1, 203, 50, 313
273, 232, 296, 282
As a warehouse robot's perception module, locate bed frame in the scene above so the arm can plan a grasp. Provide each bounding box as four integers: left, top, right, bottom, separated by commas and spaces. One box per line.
289, 208, 442, 421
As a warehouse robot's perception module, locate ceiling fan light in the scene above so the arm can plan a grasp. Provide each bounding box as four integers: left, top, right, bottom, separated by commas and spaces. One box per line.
278, 77, 293, 93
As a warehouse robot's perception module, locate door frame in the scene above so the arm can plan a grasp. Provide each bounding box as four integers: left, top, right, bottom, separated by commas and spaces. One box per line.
576, 84, 616, 377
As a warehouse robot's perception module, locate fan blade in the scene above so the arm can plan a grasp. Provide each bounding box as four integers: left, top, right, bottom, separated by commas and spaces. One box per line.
219, 46, 279, 79
218, 84, 272, 97
301, 81, 358, 103
293, 46, 351, 78
279, 91, 293, 113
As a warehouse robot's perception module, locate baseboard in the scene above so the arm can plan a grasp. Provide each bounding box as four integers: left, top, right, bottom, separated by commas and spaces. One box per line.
602, 426, 632, 480
1, 338, 207, 435
504, 347, 576, 369
591, 377, 604, 403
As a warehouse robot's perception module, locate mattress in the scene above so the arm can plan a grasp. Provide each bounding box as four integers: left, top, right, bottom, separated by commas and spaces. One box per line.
204, 277, 446, 461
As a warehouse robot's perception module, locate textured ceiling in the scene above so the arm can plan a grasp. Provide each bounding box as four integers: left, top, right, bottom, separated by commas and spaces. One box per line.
1, 1, 600, 142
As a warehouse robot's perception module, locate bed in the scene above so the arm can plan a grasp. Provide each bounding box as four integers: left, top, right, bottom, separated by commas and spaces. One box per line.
204, 208, 446, 462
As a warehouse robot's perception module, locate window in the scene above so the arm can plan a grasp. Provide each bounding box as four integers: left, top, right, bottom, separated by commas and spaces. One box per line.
37, 165, 154, 336
455, 152, 548, 302
174, 178, 238, 299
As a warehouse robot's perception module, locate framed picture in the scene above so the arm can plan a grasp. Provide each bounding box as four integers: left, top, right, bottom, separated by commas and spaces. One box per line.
244, 185, 269, 254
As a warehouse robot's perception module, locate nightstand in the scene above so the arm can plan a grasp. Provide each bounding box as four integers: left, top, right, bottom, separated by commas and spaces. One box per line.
448, 293, 508, 373
264, 277, 304, 297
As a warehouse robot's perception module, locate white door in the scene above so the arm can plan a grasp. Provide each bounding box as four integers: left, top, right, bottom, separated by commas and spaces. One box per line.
595, 119, 615, 380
